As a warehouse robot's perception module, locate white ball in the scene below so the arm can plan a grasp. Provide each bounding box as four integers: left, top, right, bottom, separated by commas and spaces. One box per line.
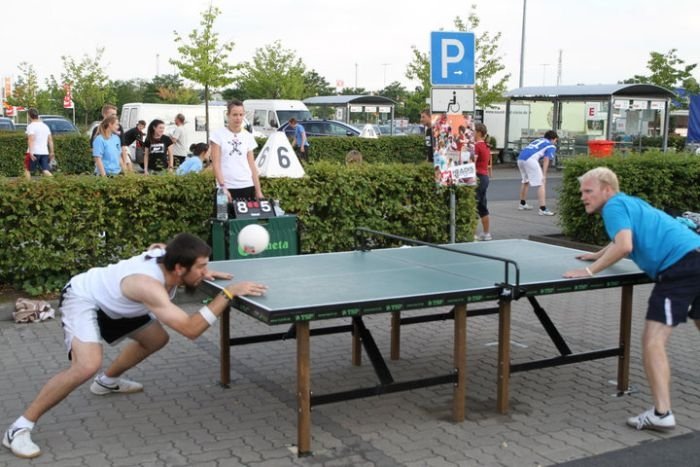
237, 224, 270, 255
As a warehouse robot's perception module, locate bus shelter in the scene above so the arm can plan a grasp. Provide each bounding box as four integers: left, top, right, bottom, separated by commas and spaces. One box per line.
303, 95, 398, 134
503, 84, 675, 158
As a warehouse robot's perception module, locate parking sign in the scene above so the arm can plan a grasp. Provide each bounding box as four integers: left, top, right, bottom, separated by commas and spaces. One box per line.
430, 31, 475, 86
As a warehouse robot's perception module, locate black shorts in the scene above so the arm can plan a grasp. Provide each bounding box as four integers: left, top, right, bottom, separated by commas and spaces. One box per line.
647, 249, 700, 325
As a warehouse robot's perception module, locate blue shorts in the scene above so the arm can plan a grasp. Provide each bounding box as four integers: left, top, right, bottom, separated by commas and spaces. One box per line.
25, 153, 50, 173
647, 249, 700, 326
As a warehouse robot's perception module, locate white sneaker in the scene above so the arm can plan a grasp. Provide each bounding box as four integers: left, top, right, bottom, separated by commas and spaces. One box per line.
90, 376, 143, 395
480, 233, 493, 241
627, 408, 676, 431
518, 203, 533, 211
3, 427, 41, 459
538, 208, 555, 216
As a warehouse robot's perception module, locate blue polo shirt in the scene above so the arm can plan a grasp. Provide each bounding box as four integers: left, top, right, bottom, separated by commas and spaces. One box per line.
294, 124, 309, 148
176, 156, 203, 175
602, 193, 700, 279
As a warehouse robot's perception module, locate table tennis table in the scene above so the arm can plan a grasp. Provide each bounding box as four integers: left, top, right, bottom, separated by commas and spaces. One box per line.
202, 234, 649, 456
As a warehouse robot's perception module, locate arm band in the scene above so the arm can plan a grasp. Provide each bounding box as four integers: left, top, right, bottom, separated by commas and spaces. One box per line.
585, 267, 594, 277
198, 305, 218, 326
220, 288, 234, 300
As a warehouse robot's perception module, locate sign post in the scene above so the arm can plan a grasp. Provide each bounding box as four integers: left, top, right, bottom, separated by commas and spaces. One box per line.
430, 31, 476, 243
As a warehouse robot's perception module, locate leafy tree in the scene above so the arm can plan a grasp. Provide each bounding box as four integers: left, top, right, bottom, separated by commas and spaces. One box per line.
623, 49, 699, 108
237, 40, 306, 99
221, 87, 247, 102
405, 4, 510, 113
8, 62, 41, 109
339, 87, 367, 95
142, 74, 199, 104
302, 69, 333, 98
379, 81, 409, 118
61, 47, 115, 125
170, 5, 236, 141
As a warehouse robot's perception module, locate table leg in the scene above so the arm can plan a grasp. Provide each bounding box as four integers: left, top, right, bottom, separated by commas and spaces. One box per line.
219, 308, 230, 387
618, 285, 634, 393
497, 299, 511, 414
390, 311, 401, 360
352, 319, 361, 366
297, 321, 311, 456
453, 304, 466, 421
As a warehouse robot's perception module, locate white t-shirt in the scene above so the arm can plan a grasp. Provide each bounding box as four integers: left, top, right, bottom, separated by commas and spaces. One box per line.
170, 125, 187, 156
26, 121, 52, 155
210, 127, 258, 189
69, 252, 176, 319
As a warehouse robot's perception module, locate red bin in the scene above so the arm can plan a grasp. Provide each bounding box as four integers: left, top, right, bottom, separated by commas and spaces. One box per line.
587, 140, 615, 158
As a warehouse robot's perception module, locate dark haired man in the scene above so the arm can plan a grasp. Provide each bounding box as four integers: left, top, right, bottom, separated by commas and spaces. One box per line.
24, 108, 54, 179
517, 130, 558, 216
420, 109, 434, 163
287, 117, 309, 162
3, 233, 267, 459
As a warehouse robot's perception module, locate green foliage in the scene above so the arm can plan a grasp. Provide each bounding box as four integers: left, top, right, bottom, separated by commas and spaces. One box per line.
405, 5, 510, 110
302, 69, 334, 98
0, 133, 93, 177
237, 41, 307, 99
559, 151, 700, 245
61, 48, 115, 125
7, 62, 41, 109
623, 49, 699, 108
0, 164, 478, 294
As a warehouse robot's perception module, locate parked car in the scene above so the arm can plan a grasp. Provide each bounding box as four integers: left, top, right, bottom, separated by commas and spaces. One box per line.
278, 119, 360, 137
15, 123, 27, 132
40, 116, 80, 134
0, 117, 16, 131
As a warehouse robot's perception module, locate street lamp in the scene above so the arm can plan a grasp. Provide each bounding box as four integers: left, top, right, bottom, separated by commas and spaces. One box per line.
519, 0, 527, 87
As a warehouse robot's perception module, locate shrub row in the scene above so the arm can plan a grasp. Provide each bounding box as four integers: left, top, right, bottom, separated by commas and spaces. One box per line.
0, 162, 476, 294
558, 151, 700, 245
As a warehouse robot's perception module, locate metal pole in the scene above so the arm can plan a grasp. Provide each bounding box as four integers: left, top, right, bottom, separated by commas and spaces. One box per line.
519, 0, 527, 88
450, 188, 456, 243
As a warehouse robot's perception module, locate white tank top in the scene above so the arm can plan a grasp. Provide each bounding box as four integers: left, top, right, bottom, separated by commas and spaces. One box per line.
69, 252, 177, 319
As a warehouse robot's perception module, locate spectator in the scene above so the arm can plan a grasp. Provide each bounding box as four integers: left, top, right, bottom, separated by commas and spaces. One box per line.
24, 108, 54, 179
517, 130, 558, 216
287, 117, 310, 162
123, 120, 147, 167
210, 100, 263, 201
169, 113, 187, 166
420, 109, 434, 163
563, 167, 700, 432
177, 143, 210, 175
473, 123, 492, 241
143, 119, 174, 175
92, 115, 128, 176
91, 104, 129, 166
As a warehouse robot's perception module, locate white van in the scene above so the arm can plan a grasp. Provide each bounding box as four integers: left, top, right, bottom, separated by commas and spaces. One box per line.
120, 103, 230, 149
243, 99, 312, 136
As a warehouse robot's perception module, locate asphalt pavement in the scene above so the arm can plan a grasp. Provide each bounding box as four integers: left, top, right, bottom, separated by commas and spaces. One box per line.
1, 164, 698, 467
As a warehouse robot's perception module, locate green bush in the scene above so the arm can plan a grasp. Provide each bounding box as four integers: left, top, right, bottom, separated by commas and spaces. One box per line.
1, 164, 477, 294
0, 133, 93, 176
559, 150, 700, 245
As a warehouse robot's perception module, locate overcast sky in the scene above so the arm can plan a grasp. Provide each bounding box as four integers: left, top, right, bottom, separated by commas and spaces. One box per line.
2, 0, 698, 94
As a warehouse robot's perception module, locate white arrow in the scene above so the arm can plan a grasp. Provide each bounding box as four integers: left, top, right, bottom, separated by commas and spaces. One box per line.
454, 70, 463, 75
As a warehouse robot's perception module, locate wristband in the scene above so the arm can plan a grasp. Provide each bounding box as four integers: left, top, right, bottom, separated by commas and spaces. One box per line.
585, 267, 594, 277
220, 288, 234, 300
198, 305, 217, 326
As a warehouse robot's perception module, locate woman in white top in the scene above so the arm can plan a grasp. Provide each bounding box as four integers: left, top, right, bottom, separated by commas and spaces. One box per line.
210, 100, 264, 201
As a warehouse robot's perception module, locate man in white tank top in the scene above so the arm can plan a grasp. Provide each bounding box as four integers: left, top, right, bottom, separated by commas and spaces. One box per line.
3, 233, 267, 459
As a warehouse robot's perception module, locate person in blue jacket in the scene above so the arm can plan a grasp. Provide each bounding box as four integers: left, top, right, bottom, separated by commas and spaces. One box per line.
517, 130, 558, 215
564, 167, 700, 432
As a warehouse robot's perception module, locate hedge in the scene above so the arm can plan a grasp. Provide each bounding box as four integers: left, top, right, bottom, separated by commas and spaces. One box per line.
0, 133, 425, 177
0, 163, 476, 294
558, 150, 700, 245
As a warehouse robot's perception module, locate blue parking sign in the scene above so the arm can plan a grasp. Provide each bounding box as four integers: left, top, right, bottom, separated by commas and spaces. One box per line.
430, 31, 475, 86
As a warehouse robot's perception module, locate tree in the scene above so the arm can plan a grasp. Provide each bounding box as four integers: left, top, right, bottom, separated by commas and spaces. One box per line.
302, 69, 333, 98
8, 62, 41, 109
143, 74, 199, 104
61, 48, 114, 125
170, 5, 237, 141
405, 4, 510, 113
379, 81, 409, 118
623, 49, 699, 108
237, 41, 307, 99
111, 78, 148, 108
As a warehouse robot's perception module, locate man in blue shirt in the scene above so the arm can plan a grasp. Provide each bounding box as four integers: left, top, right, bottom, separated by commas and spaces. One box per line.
517, 130, 558, 215
564, 167, 700, 432
288, 118, 309, 162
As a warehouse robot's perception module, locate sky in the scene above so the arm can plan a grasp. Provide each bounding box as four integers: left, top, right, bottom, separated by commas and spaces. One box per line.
1, 0, 698, 95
